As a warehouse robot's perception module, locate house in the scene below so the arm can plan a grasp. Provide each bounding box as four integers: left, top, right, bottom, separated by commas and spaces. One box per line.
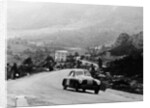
55, 50, 69, 62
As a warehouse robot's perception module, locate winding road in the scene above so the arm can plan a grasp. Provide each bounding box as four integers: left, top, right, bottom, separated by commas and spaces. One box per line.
7, 69, 143, 107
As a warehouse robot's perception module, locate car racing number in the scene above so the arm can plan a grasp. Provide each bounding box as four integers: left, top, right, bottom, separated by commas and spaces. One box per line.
66, 79, 70, 85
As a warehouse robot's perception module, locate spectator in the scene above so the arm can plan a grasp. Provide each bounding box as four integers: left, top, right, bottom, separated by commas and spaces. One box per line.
11, 63, 18, 79
90, 64, 96, 77
6, 63, 11, 80
76, 60, 82, 68
98, 57, 102, 69
48, 61, 54, 71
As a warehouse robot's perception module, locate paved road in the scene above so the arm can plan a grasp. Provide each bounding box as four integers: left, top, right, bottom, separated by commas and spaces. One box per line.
7, 69, 143, 107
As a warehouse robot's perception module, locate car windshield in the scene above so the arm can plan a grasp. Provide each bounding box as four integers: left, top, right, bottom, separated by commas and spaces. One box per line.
84, 71, 91, 76
75, 71, 84, 76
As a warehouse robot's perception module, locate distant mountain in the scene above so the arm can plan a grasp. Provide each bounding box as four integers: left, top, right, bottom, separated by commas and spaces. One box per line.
20, 22, 142, 49
24, 26, 118, 48
8, 2, 143, 48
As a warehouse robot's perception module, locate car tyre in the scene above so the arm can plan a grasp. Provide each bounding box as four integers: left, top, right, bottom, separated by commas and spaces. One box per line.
82, 89, 86, 92
94, 89, 99, 94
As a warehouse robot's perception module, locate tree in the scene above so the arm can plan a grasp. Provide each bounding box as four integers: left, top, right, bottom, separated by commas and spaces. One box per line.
45, 55, 54, 63
106, 53, 143, 78
74, 52, 79, 57
22, 57, 33, 74
43, 55, 54, 71
23, 57, 33, 65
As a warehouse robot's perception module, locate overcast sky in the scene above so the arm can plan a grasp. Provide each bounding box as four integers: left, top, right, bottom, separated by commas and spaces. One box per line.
7, 0, 143, 38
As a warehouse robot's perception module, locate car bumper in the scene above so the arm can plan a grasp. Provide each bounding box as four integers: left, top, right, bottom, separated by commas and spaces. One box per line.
80, 84, 100, 90
78, 80, 100, 89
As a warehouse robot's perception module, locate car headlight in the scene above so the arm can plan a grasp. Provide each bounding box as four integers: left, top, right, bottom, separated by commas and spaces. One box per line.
95, 80, 101, 85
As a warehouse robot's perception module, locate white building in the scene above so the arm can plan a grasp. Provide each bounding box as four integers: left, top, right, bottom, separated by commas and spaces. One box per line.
55, 50, 69, 62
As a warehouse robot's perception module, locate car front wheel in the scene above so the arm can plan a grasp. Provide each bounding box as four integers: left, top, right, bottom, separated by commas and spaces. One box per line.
62, 79, 67, 90
75, 82, 79, 92
63, 85, 67, 90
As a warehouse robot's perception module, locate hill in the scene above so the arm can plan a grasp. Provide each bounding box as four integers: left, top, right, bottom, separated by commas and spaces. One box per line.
110, 31, 143, 56
8, 3, 143, 48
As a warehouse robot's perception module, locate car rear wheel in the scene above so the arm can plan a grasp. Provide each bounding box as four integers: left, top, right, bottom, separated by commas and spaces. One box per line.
94, 89, 99, 94
82, 89, 86, 92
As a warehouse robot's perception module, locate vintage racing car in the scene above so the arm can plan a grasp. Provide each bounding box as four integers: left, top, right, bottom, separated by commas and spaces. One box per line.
62, 69, 102, 94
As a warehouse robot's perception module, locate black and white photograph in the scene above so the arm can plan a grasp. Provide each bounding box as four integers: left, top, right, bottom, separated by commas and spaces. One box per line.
6, 0, 143, 107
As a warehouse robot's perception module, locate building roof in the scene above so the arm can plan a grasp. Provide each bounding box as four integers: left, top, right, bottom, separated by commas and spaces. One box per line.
55, 50, 68, 53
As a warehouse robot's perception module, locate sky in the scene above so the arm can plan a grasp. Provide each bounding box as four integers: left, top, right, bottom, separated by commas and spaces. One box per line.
7, 0, 143, 38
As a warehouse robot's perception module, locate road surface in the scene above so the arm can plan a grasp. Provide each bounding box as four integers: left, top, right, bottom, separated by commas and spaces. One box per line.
7, 69, 143, 107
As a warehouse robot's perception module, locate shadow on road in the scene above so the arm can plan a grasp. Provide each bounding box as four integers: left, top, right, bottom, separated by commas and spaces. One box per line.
64, 89, 97, 95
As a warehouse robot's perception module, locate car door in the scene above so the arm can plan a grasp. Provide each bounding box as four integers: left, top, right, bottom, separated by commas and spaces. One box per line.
68, 71, 76, 87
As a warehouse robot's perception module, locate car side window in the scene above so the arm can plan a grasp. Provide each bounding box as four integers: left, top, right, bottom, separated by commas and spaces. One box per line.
68, 71, 75, 77
72, 72, 75, 77
84, 70, 91, 76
